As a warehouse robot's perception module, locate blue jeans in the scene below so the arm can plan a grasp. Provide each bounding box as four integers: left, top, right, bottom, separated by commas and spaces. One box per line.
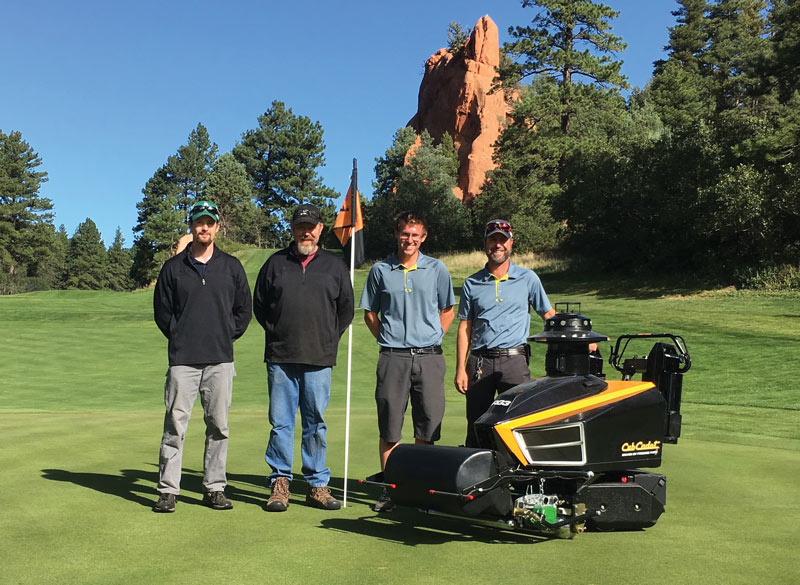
265, 363, 332, 487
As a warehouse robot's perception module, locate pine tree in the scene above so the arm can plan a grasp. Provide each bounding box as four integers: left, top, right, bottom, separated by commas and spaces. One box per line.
706, 0, 770, 111
490, 0, 630, 248
648, 0, 716, 129
500, 0, 629, 139
130, 164, 185, 287
205, 153, 260, 244
366, 129, 470, 255
769, 0, 800, 101
106, 227, 133, 291
0, 129, 53, 287
653, 0, 710, 76
168, 123, 218, 210
64, 218, 108, 290
233, 101, 337, 245
130, 124, 218, 286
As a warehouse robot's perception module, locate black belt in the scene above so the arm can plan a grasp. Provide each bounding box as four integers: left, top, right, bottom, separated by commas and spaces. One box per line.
471, 345, 526, 358
380, 345, 442, 355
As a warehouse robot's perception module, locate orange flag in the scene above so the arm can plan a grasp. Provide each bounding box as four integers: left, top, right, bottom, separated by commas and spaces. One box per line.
332, 184, 365, 268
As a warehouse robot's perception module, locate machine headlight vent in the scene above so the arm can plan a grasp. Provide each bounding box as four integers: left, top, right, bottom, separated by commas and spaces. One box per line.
514, 422, 586, 466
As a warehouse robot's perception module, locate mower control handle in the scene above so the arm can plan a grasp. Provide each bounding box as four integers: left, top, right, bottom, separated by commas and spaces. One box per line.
609, 333, 691, 374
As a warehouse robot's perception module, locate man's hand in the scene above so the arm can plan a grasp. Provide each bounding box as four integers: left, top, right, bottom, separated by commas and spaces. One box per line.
454, 369, 469, 395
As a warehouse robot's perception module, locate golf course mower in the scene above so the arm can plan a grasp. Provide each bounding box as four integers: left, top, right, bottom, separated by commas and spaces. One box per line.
363, 305, 691, 539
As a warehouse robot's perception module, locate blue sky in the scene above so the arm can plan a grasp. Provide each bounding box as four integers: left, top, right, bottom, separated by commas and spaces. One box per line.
2, 0, 678, 245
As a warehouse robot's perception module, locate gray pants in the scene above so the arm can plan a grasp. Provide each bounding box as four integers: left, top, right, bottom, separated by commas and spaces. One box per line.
375, 352, 446, 443
157, 363, 234, 495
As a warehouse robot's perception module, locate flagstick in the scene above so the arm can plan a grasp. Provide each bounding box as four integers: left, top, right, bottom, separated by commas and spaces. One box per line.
343, 159, 357, 508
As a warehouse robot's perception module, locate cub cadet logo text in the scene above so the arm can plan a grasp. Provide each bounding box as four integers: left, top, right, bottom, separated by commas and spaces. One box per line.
621, 440, 661, 456
492, 399, 512, 407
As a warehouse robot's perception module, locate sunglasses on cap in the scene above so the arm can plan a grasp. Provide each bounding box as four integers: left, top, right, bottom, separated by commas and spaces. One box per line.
191, 202, 218, 214
484, 221, 513, 236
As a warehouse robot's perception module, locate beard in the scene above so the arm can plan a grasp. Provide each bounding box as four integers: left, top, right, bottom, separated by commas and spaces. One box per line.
487, 249, 510, 264
296, 240, 316, 256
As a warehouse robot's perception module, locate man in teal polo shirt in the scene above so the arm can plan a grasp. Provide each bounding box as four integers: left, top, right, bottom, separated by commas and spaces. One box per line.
454, 219, 556, 448
360, 211, 455, 512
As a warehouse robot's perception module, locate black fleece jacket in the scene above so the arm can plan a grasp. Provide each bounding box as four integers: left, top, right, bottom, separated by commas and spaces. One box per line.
253, 246, 354, 367
154, 246, 252, 366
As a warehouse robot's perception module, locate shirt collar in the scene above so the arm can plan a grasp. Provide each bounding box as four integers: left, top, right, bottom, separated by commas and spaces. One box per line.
389, 252, 427, 270
479, 261, 519, 282
187, 246, 215, 264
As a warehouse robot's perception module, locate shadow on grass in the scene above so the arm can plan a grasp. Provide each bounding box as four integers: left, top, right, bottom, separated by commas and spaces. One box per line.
41, 466, 266, 509
42, 467, 159, 508
40, 468, 552, 543
314, 479, 548, 546
318, 508, 546, 546
39, 468, 374, 511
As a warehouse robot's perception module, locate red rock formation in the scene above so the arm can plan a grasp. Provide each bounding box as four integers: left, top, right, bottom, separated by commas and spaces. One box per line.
407, 15, 514, 202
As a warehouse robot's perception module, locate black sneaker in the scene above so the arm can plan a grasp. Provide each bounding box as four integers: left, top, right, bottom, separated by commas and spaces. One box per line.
203, 490, 233, 510
153, 493, 176, 513
373, 489, 395, 513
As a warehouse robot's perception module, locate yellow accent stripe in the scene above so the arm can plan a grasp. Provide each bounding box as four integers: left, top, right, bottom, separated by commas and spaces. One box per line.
491, 272, 508, 300
403, 264, 417, 291
495, 380, 656, 465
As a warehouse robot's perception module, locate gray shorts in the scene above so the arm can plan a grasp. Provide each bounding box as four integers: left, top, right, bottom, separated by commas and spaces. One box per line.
375, 351, 446, 443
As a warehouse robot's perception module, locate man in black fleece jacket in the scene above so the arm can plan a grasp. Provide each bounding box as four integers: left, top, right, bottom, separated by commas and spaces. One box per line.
152, 201, 252, 513
253, 203, 354, 512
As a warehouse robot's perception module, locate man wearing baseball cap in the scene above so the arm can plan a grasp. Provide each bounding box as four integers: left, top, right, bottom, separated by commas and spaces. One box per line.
253, 203, 354, 512
152, 200, 252, 512
454, 219, 556, 447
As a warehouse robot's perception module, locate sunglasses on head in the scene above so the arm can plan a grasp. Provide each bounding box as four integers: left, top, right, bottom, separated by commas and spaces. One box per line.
485, 221, 512, 235
191, 203, 218, 214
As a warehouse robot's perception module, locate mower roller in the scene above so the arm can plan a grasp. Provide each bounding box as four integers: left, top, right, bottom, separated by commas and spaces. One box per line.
362, 305, 691, 539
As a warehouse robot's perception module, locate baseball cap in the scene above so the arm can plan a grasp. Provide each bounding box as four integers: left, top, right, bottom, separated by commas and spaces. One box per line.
484, 219, 513, 239
189, 200, 219, 222
292, 203, 322, 226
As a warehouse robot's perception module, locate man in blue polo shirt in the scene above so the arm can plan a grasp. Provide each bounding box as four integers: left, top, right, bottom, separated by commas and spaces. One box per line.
360, 211, 455, 512
454, 219, 556, 448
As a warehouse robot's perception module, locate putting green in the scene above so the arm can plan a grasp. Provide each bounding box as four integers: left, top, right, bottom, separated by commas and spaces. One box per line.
1, 406, 797, 585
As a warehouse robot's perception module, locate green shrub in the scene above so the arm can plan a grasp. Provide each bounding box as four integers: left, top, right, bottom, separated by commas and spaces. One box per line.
735, 264, 800, 291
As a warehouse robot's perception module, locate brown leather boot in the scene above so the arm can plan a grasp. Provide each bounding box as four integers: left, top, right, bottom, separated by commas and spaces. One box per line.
305, 485, 341, 510
266, 477, 290, 512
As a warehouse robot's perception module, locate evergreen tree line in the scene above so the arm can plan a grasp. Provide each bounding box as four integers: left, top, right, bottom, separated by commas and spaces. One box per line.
367, 0, 800, 287
3, 1, 798, 292
0, 100, 338, 292
0, 130, 131, 293
477, 0, 799, 286
130, 100, 337, 286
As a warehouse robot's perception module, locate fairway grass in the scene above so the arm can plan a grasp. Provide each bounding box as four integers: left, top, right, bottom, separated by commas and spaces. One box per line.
2, 248, 798, 585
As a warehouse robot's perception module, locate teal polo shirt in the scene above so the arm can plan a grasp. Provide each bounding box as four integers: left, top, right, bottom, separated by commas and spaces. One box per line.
360, 252, 455, 348
457, 262, 551, 350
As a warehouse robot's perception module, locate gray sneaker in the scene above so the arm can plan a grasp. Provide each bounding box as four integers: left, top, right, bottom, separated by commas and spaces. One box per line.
266, 477, 291, 512
203, 490, 233, 510
153, 493, 176, 513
